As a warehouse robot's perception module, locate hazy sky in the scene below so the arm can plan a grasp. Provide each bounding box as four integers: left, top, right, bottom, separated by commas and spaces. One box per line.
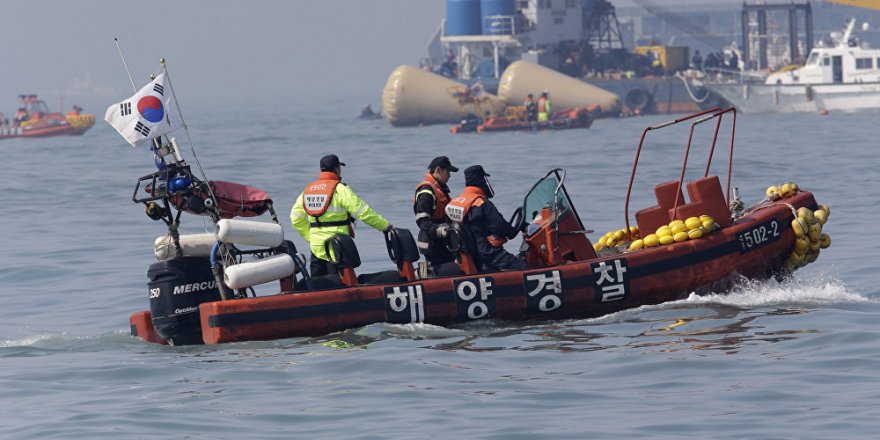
1, 0, 756, 113
1, 1, 446, 111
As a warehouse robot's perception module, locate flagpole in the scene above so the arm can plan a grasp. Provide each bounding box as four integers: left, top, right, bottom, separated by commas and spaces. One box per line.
159, 58, 219, 212
114, 38, 138, 93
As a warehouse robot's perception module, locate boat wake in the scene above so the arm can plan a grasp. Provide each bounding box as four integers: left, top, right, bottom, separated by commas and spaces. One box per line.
0, 330, 140, 353
581, 269, 868, 327
684, 270, 868, 308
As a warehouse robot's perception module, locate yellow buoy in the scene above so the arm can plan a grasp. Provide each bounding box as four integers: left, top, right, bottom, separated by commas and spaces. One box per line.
656, 226, 672, 237
779, 183, 793, 197
606, 237, 618, 247
819, 204, 830, 216
687, 228, 703, 239
794, 236, 809, 253
643, 234, 660, 247
673, 231, 688, 242
613, 230, 625, 241
808, 223, 821, 241
629, 226, 640, 238
685, 217, 702, 230
701, 219, 716, 231
819, 233, 831, 249
598, 236, 608, 246
699, 214, 715, 223
593, 243, 602, 251
669, 219, 685, 229
787, 252, 805, 266
814, 210, 827, 225
629, 239, 644, 250
766, 186, 779, 197
671, 223, 688, 234
797, 207, 815, 223
806, 250, 819, 263
809, 241, 821, 252
791, 218, 806, 238
659, 234, 674, 245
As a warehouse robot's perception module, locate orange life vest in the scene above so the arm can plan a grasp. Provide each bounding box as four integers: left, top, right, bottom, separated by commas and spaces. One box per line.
413, 172, 450, 220
537, 96, 548, 113
302, 171, 341, 217
446, 186, 507, 247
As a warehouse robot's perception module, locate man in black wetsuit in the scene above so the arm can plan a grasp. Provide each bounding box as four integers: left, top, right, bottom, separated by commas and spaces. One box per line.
445, 165, 527, 271
413, 156, 459, 268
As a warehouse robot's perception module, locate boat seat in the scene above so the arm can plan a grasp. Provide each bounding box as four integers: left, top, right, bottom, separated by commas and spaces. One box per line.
447, 223, 481, 275
636, 180, 686, 235
385, 227, 420, 281
325, 234, 361, 286
296, 274, 343, 291
669, 175, 732, 228
357, 270, 404, 285
434, 261, 465, 277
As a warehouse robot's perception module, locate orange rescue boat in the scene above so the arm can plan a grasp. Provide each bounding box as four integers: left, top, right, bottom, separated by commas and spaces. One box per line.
0, 94, 95, 140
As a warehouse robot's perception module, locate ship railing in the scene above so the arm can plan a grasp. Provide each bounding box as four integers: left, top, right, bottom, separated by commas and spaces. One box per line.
623, 107, 738, 238
703, 67, 766, 84
484, 15, 518, 36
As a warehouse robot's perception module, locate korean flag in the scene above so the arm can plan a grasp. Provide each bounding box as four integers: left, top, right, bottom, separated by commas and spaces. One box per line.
104, 73, 182, 146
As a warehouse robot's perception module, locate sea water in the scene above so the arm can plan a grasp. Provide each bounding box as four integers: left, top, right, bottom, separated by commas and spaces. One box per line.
1, 99, 878, 439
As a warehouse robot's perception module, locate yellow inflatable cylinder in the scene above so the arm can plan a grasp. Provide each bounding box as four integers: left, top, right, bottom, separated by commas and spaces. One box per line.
497, 61, 622, 114
382, 65, 506, 127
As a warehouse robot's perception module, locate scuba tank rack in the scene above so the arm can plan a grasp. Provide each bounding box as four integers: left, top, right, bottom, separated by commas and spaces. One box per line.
132, 162, 217, 223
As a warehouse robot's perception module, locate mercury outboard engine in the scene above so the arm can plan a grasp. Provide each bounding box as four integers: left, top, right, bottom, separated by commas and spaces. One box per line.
147, 256, 221, 345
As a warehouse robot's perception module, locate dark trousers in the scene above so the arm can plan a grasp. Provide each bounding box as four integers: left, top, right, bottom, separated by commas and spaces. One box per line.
481, 247, 528, 271
309, 253, 337, 277
424, 244, 455, 267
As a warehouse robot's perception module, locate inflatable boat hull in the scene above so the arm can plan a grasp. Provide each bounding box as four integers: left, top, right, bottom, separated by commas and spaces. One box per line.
194, 192, 815, 344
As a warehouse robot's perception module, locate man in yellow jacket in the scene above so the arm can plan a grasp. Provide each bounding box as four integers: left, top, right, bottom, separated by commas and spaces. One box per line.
291, 154, 392, 276
537, 90, 551, 122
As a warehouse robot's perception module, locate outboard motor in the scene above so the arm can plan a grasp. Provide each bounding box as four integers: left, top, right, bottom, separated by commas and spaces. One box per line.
148, 256, 222, 345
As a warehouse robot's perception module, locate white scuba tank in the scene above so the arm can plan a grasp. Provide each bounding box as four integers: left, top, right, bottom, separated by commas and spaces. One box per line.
154, 233, 217, 261
224, 254, 296, 290
215, 219, 284, 248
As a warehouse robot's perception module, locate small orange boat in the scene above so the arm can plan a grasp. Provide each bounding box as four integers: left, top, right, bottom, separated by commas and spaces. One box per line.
0, 94, 95, 140
451, 105, 596, 134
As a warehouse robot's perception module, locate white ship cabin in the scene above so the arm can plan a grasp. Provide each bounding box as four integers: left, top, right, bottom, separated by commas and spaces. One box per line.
766, 19, 880, 85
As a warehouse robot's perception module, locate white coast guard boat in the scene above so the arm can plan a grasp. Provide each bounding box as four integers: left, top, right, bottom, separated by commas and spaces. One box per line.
704, 19, 880, 113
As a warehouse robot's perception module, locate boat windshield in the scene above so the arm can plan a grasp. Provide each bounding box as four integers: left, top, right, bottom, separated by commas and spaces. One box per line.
521, 170, 584, 230
806, 52, 820, 66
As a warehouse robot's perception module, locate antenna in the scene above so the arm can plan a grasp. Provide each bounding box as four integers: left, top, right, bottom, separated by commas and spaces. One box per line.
160, 58, 219, 210
114, 38, 138, 93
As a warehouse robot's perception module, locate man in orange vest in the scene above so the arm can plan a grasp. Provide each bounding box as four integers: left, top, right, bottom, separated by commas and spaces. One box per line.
445, 165, 527, 271
414, 156, 459, 269
537, 90, 551, 122
291, 154, 392, 276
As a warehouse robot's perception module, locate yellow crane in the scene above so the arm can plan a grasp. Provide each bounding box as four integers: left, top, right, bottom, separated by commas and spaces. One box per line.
826, 0, 880, 11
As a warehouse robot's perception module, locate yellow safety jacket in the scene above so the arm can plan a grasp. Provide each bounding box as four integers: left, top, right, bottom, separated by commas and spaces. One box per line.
290, 171, 390, 261
537, 97, 551, 122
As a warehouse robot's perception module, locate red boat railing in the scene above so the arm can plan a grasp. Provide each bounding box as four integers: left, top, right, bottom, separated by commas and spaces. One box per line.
623, 107, 737, 239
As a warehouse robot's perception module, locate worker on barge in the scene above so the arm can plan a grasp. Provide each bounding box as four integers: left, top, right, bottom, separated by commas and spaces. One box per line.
291, 154, 392, 276
537, 90, 551, 123
446, 165, 527, 271
414, 156, 459, 269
